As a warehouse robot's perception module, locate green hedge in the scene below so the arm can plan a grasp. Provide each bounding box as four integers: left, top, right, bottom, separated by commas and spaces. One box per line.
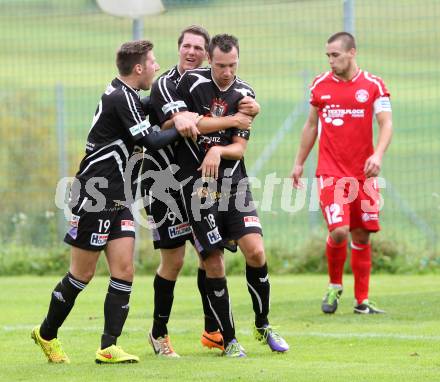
1, 235, 438, 276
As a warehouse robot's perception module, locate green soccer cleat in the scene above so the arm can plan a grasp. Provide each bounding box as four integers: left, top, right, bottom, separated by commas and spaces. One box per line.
223, 339, 246, 358
254, 324, 289, 352
95, 345, 139, 364
31, 326, 70, 364
321, 285, 343, 314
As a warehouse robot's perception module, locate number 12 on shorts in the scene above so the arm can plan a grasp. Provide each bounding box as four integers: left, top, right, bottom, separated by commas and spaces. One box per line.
324, 204, 342, 225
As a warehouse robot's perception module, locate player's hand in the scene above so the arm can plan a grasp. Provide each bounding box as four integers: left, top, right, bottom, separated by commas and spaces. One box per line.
290, 164, 304, 189
198, 146, 221, 180
364, 153, 382, 178
232, 112, 253, 130
238, 96, 260, 117
173, 113, 200, 141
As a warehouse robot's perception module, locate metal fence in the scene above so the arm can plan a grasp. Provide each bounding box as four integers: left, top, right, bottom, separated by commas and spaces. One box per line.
0, 0, 439, 255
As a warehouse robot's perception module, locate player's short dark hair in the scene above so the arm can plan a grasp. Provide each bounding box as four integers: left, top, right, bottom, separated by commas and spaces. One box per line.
116, 40, 154, 76
208, 34, 239, 58
327, 32, 356, 51
178, 25, 210, 51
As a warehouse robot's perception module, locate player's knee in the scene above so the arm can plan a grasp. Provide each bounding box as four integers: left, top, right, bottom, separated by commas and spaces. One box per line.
72, 268, 95, 283
115, 263, 135, 281
244, 245, 266, 267
161, 256, 184, 277
330, 227, 349, 244
203, 254, 225, 278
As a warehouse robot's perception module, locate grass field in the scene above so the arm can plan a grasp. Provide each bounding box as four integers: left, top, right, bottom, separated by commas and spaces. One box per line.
1, 274, 440, 381
0, 0, 439, 253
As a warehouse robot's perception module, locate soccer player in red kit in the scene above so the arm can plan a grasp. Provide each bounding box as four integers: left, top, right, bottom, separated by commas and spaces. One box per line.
290, 32, 393, 314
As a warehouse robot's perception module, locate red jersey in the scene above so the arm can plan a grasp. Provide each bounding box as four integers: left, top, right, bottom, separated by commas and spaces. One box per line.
310, 70, 390, 180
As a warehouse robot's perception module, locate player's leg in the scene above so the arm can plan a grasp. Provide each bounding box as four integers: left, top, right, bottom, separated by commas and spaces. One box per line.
230, 184, 288, 353
95, 236, 139, 363
197, 254, 223, 350
32, 197, 106, 364
145, 189, 192, 356
321, 226, 349, 313
237, 233, 289, 353
32, 246, 99, 364
93, 206, 138, 364
350, 179, 384, 314
202, 250, 244, 357
149, 245, 185, 357
319, 177, 350, 314
182, 180, 243, 357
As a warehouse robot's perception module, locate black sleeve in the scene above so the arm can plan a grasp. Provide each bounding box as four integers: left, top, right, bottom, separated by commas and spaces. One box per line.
140, 96, 151, 115
137, 127, 181, 151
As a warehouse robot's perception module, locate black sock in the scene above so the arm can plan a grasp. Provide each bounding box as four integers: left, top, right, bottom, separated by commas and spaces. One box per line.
197, 268, 218, 332
246, 263, 270, 328
152, 274, 175, 339
205, 277, 235, 345
101, 277, 132, 349
40, 272, 87, 341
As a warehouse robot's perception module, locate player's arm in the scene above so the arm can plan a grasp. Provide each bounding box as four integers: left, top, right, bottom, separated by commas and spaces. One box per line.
196, 113, 252, 134
238, 96, 260, 117
115, 93, 187, 151
290, 106, 319, 188
198, 136, 248, 180
364, 110, 393, 178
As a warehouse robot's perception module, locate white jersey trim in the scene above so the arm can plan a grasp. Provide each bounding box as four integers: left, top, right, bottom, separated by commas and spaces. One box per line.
78, 151, 125, 179
86, 139, 129, 160
310, 71, 331, 92
364, 71, 385, 96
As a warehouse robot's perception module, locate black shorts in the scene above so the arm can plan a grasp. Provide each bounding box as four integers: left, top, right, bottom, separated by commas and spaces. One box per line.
144, 190, 193, 250
64, 197, 135, 251
181, 180, 262, 258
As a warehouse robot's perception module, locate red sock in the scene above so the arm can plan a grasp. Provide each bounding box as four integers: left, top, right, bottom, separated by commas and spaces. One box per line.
325, 236, 347, 285
350, 242, 371, 304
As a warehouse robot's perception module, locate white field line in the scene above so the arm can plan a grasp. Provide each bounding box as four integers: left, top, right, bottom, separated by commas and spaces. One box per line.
4, 324, 439, 341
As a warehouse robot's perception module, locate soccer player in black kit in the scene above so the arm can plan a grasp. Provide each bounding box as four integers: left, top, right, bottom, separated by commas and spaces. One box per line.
31, 40, 197, 364
141, 26, 258, 357
174, 34, 290, 357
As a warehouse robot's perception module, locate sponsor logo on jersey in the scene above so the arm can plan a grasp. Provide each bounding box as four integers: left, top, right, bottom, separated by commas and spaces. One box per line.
362, 213, 378, 222
244, 216, 261, 228
322, 105, 365, 126
210, 98, 228, 117
121, 220, 135, 232
168, 222, 191, 239
207, 226, 222, 244
355, 89, 369, 103
321, 95, 331, 100
90, 233, 109, 246
129, 120, 151, 137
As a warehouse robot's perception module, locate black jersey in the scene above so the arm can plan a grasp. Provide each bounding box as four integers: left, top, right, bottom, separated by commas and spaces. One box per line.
75, 77, 157, 201
141, 66, 183, 192
175, 67, 254, 184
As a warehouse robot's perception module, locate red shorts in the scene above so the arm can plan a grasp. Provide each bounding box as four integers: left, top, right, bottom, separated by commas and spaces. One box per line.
318, 176, 381, 232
